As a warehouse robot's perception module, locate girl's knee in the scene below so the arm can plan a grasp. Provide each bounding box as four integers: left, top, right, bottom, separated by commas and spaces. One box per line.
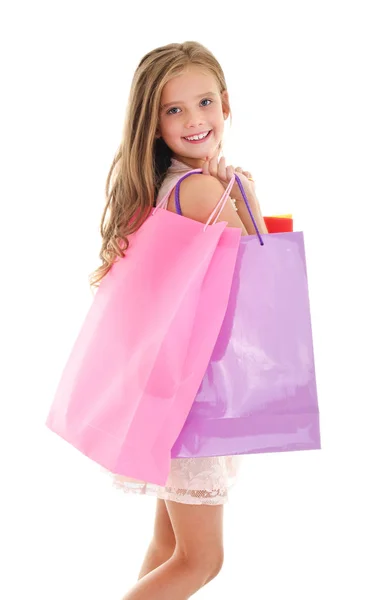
150, 537, 176, 561
204, 549, 224, 582
175, 546, 224, 583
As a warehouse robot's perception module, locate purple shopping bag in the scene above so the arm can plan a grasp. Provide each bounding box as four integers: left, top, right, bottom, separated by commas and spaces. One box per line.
171, 172, 321, 458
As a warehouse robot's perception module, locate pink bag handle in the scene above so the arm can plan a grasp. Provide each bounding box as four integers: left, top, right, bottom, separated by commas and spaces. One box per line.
154, 169, 233, 227
171, 169, 236, 230
153, 168, 264, 244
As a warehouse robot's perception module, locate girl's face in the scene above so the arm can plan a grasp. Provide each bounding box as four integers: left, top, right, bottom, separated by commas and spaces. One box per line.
157, 66, 229, 169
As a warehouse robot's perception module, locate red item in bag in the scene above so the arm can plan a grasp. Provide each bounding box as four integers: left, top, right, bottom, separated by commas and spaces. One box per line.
264, 215, 293, 233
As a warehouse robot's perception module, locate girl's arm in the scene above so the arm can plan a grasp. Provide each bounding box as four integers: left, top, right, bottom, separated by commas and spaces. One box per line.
167, 174, 249, 236
202, 156, 268, 236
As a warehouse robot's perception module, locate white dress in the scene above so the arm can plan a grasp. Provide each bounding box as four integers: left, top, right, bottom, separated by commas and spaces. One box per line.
104, 158, 243, 505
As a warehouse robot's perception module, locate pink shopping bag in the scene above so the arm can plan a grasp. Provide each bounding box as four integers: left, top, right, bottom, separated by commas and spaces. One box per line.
171, 172, 321, 458
45, 174, 241, 485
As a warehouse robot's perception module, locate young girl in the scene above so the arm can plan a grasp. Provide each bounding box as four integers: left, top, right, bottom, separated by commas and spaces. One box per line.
90, 41, 268, 600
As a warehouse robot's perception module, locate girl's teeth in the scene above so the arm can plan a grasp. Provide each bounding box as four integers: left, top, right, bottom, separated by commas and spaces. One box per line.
185, 131, 209, 141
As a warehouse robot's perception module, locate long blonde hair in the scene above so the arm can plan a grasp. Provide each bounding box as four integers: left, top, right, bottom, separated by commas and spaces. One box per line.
89, 41, 229, 291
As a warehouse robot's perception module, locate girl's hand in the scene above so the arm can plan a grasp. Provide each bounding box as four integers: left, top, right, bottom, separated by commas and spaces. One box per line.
202, 155, 268, 235
202, 155, 256, 202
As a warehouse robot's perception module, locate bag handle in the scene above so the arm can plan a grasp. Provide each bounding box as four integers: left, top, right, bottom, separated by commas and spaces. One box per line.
154, 168, 264, 245
154, 168, 200, 212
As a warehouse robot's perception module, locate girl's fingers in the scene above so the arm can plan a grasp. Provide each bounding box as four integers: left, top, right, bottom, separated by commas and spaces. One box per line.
226, 165, 235, 180
207, 155, 238, 183
235, 167, 252, 178
202, 159, 210, 175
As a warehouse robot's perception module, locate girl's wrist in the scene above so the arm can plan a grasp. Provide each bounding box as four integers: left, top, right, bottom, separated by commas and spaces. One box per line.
235, 186, 256, 207
236, 189, 268, 235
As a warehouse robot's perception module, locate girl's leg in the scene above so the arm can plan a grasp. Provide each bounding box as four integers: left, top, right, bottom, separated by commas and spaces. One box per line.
121, 500, 224, 600
137, 499, 176, 579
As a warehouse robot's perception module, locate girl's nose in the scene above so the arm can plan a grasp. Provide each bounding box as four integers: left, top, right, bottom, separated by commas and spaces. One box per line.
184, 112, 205, 129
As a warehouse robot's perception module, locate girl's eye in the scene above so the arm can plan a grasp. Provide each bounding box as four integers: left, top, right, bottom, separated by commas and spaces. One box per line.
166, 99, 213, 115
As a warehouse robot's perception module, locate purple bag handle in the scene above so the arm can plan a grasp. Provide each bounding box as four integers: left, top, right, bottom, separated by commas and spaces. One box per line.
175, 171, 264, 246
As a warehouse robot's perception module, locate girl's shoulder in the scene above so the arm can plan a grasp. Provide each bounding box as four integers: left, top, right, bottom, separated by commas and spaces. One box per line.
167, 174, 240, 228
158, 159, 245, 231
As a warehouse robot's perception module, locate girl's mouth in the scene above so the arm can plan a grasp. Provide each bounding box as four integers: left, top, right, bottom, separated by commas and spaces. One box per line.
183, 130, 212, 144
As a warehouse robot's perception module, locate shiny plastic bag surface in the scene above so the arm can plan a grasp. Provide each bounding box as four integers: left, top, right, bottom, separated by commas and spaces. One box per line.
172, 175, 320, 458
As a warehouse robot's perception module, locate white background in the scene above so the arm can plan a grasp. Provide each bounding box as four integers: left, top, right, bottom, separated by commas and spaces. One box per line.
1, 1, 380, 598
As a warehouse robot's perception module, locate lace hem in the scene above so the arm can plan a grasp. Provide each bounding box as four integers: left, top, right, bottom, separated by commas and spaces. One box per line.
102, 455, 242, 505
110, 478, 231, 505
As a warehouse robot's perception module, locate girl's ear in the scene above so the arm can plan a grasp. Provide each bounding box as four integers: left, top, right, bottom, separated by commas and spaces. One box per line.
221, 90, 230, 119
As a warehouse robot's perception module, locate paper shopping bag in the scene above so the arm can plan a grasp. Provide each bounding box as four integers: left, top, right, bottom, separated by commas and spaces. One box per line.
46, 183, 241, 485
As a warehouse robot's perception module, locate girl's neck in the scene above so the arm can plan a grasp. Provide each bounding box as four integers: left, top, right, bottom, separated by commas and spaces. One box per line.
171, 154, 206, 170
170, 144, 223, 170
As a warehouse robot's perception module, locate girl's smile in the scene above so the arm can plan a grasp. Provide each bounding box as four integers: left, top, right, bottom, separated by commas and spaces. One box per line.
183, 129, 213, 143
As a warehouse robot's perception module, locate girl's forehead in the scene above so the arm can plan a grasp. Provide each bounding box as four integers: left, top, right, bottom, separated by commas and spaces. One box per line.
161, 67, 219, 101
